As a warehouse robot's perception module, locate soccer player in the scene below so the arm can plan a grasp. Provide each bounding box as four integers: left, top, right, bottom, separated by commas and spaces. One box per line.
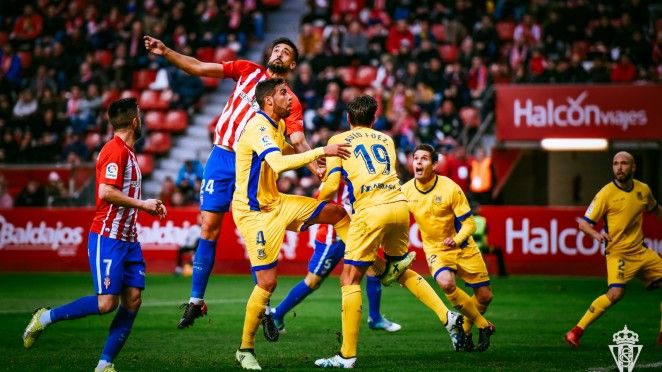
271, 182, 401, 334
232, 77, 357, 370
565, 151, 662, 348
22, 98, 167, 372
315, 96, 466, 369
401, 144, 496, 352
144, 35, 320, 328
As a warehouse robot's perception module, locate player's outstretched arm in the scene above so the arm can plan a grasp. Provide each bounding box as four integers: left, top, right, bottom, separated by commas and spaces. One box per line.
263, 143, 350, 174
143, 35, 225, 78
317, 150, 342, 201
99, 183, 167, 219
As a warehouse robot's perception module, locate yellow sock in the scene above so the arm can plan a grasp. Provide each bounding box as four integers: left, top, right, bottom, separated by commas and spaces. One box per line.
240, 285, 272, 350
333, 215, 350, 242
398, 269, 448, 325
340, 284, 362, 358
463, 295, 488, 334
446, 287, 489, 328
577, 294, 612, 330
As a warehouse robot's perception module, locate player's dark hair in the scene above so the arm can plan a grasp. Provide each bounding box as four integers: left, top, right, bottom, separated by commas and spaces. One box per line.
414, 144, 437, 162
347, 95, 378, 127
255, 77, 285, 109
271, 37, 299, 62
108, 98, 139, 130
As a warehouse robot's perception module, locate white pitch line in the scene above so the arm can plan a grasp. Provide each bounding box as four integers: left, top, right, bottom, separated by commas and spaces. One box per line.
588, 362, 662, 371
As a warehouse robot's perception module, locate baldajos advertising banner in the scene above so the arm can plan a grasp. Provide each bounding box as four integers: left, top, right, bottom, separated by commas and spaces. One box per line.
496, 85, 662, 141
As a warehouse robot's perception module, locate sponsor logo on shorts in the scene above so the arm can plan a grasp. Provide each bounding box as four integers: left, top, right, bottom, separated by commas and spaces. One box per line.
104, 276, 111, 289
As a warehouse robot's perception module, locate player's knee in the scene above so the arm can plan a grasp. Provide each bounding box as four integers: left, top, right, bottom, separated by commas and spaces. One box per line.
200, 220, 220, 240
476, 289, 493, 305
258, 277, 278, 292
97, 296, 119, 314
305, 274, 324, 289
607, 288, 624, 303
124, 295, 142, 312
439, 280, 456, 293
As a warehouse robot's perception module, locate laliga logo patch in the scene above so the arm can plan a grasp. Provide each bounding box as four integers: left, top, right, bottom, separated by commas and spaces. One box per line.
609, 325, 642, 372
261, 135, 274, 147
104, 276, 111, 289
106, 163, 118, 180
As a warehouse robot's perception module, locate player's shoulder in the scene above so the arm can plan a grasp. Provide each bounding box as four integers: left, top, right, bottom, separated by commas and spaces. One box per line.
401, 178, 415, 191
438, 175, 458, 188
233, 59, 265, 72
98, 137, 127, 158
328, 131, 349, 144
633, 179, 651, 193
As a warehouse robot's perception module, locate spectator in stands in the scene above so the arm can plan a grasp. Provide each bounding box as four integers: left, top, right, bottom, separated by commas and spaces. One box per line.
435, 99, 461, 140
514, 13, 541, 46
299, 23, 322, 58
468, 56, 489, 100
443, 145, 472, 192
588, 57, 611, 83
0, 44, 22, 90
176, 159, 204, 200
45, 171, 68, 207
342, 20, 368, 63
12, 88, 39, 123
292, 62, 318, 111
568, 53, 589, 83
0, 172, 13, 208
30, 65, 58, 100
60, 130, 89, 163
10, 4, 43, 48
386, 19, 414, 54
159, 176, 176, 206
469, 147, 495, 205
312, 81, 345, 131
66, 85, 93, 133
168, 56, 205, 110
32, 108, 64, 162
611, 54, 636, 83
15, 180, 46, 207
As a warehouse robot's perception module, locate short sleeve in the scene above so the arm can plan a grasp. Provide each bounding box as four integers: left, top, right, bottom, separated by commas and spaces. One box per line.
452, 182, 472, 221
644, 184, 659, 213
221, 60, 263, 81
284, 90, 304, 135
248, 123, 280, 160
584, 191, 607, 224
98, 146, 127, 188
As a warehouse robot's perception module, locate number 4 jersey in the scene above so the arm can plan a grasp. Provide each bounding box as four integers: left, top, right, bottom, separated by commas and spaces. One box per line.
319, 126, 405, 214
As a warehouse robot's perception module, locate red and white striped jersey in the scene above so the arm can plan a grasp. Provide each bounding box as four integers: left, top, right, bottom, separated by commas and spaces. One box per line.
90, 136, 142, 242
315, 181, 349, 244
213, 60, 303, 148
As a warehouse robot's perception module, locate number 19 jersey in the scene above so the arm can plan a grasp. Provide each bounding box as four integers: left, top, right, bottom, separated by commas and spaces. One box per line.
321, 126, 405, 214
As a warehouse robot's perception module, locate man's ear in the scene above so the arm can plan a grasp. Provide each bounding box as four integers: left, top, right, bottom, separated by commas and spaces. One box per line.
289, 61, 297, 71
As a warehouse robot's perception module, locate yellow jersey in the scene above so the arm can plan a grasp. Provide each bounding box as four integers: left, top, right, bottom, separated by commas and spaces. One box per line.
233, 111, 324, 212
319, 126, 405, 213
401, 175, 476, 249
584, 179, 658, 255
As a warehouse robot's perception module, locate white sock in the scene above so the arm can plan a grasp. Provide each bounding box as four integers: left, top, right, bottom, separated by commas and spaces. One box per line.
96, 360, 111, 369
40, 310, 52, 326
189, 297, 204, 305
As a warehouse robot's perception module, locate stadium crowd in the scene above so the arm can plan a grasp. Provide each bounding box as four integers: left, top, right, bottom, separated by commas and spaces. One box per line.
2, 0, 662, 207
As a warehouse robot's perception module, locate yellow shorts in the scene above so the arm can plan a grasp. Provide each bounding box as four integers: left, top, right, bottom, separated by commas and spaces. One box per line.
425, 244, 490, 287
344, 201, 409, 266
606, 248, 662, 289
233, 194, 325, 270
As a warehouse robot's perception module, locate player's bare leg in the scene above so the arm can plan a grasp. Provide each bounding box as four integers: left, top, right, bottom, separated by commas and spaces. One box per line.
178, 210, 224, 329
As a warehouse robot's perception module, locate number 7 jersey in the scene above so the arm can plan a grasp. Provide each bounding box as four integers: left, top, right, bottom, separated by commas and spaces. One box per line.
319, 126, 405, 213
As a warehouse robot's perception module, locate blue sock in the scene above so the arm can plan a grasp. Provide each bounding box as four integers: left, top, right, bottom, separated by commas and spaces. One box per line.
366, 276, 382, 322
50, 295, 100, 323
191, 239, 216, 299
273, 280, 314, 320
100, 306, 137, 363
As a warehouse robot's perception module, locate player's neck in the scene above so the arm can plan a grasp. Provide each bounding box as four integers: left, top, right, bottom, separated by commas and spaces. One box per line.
267, 69, 289, 79
614, 178, 634, 190
416, 174, 436, 189
115, 130, 136, 148
260, 108, 281, 123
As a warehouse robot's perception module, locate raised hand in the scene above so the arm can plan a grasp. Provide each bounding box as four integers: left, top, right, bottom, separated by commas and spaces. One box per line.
143, 35, 166, 55
323, 143, 351, 159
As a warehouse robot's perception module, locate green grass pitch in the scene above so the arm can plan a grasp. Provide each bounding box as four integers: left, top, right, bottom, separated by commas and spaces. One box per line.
0, 273, 660, 371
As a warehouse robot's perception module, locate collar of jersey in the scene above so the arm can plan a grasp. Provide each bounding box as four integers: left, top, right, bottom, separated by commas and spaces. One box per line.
414, 175, 438, 194
612, 179, 634, 192
257, 111, 279, 129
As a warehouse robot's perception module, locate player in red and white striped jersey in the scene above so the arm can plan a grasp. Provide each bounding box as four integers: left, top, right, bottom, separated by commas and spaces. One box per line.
22, 98, 167, 372
271, 182, 402, 334
144, 36, 323, 329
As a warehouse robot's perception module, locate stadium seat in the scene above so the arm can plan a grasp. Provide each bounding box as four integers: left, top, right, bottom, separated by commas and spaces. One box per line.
144, 111, 166, 131
136, 153, 154, 176
439, 44, 459, 63
214, 47, 237, 62
164, 110, 188, 133
139, 90, 169, 110
120, 89, 140, 100
431, 23, 446, 42
337, 66, 357, 86
496, 22, 515, 41
143, 132, 172, 155
132, 69, 157, 90
94, 49, 114, 68
18, 51, 32, 70
353, 66, 377, 87
103, 89, 120, 108
459, 106, 481, 128
201, 76, 219, 89
196, 47, 215, 62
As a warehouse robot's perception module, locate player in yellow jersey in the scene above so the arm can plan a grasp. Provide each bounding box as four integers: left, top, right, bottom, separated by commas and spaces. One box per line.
401, 144, 496, 352
565, 151, 662, 348
232, 77, 354, 370
315, 96, 466, 369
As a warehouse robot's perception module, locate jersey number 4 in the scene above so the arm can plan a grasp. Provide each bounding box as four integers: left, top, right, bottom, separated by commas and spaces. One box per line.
354, 144, 391, 175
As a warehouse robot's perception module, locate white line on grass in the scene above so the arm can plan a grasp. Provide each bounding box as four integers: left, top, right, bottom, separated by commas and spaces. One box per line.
588, 362, 662, 371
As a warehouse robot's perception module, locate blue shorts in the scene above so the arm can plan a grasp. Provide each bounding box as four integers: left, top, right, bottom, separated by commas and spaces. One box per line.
308, 240, 345, 277
88, 232, 146, 295
200, 146, 236, 213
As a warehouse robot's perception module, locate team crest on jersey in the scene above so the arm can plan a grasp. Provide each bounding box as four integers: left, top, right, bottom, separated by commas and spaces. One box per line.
257, 248, 267, 260
105, 163, 118, 180
434, 195, 443, 204
259, 126, 266, 132
104, 276, 111, 289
